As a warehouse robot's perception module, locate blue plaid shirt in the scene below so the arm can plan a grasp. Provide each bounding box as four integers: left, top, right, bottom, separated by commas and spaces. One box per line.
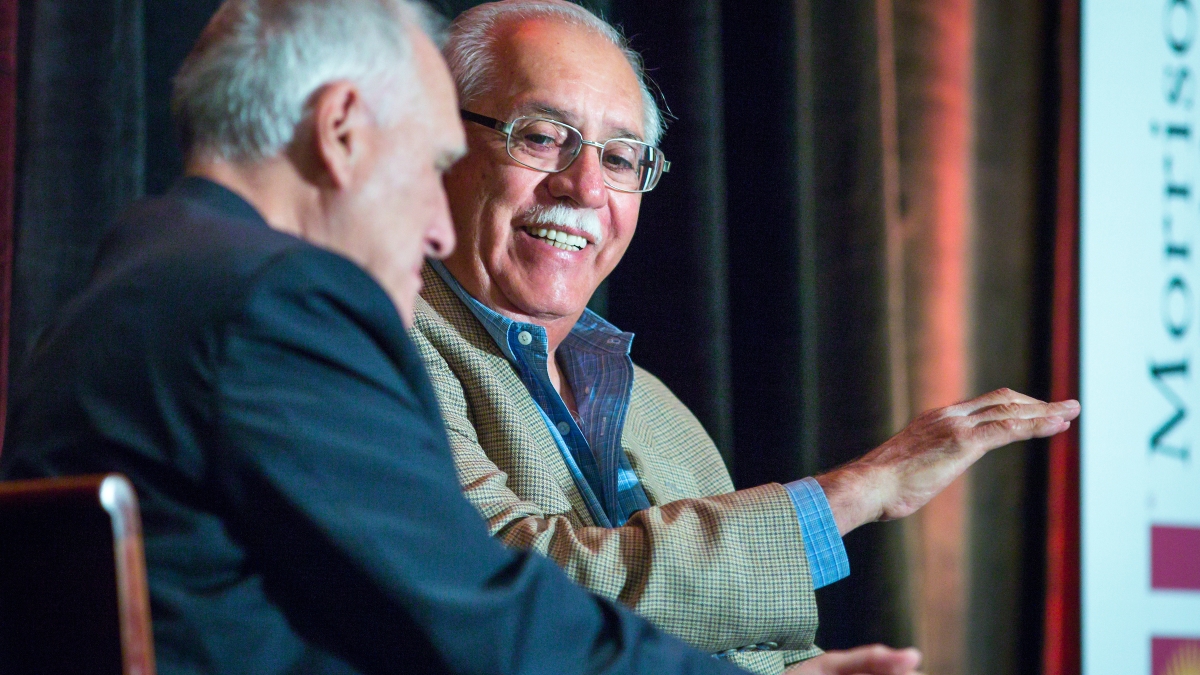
431, 261, 849, 587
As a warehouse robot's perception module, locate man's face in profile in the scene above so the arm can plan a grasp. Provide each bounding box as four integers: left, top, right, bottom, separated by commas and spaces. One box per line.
443, 18, 646, 321
332, 28, 466, 327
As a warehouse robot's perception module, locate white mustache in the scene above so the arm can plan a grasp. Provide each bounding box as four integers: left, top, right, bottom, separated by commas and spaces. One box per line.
520, 204, 604, 245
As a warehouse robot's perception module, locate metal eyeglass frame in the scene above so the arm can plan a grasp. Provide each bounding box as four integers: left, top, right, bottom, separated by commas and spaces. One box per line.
460, 109, 671, 193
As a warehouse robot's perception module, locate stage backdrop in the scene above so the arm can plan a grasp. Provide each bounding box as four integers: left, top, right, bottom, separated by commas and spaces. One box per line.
9, 1, 1072, 672
1080, 1, 1200, 674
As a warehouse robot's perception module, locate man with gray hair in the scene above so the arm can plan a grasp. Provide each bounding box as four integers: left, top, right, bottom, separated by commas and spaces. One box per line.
411, 1, 1080, 673
2, 1, 925, 674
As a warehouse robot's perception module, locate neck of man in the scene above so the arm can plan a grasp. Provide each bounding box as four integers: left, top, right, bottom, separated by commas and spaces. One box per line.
185, 153, 321, 242
441, 254, 585, 413
441, 254, 586, 358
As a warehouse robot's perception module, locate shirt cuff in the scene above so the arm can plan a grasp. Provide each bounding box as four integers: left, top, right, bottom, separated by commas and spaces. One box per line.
783, 477, 850, 589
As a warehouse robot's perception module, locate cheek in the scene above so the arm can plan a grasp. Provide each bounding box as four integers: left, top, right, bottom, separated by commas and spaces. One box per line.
476, 171, 547, 250
444, 156, 488, 206
483, 163, 549, 216
446, 159, 503, 239
416, 173, 450, 226
606, 195, 641, 244
373, 163, 429, 262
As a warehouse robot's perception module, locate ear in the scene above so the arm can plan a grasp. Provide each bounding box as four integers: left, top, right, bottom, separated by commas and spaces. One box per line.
310, 81, 372, 190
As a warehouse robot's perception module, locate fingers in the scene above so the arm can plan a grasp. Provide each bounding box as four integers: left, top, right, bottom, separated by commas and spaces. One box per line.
787, 645, 922, 675
968, 399, 1079, 449
848, 389, 1080, 527
947, 388, 1045, 416
945, 389, 1081, 426
970, 399, 1080, 424
974, 414, 1071, 446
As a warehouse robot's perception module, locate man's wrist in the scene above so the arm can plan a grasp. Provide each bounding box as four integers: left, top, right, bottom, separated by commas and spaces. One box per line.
814, 463, 887, 536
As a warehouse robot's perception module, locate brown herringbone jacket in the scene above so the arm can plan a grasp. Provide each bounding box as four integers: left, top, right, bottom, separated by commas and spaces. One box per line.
410, 266, 821, 674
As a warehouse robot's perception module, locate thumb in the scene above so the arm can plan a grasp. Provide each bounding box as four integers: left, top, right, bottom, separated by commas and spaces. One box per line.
804, 645, 922, 675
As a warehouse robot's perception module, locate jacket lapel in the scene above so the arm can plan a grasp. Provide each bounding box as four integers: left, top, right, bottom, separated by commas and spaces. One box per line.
419, 266, 600, 527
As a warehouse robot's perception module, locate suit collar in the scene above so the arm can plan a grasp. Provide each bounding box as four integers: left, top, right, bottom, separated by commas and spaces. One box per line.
419, 263, 508, 360
172, 176, 269, 227
428, 260, 519, 361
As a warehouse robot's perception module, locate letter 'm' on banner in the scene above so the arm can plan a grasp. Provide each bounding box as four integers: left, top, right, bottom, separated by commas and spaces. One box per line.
1149, 360, 1190, 460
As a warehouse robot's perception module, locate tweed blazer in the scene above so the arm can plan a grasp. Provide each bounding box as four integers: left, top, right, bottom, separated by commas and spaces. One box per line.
410, 266, 822, 674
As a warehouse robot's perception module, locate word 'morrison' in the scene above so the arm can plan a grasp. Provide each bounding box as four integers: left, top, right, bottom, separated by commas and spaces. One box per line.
1151, 0, 1197, 462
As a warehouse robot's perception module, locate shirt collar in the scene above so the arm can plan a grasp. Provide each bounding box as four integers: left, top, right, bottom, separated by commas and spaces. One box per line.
428, 260, 634, 360
564, 308, 634, 356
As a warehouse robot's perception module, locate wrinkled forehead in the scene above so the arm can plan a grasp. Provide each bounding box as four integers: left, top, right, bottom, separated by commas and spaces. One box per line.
486, 18, 646, 139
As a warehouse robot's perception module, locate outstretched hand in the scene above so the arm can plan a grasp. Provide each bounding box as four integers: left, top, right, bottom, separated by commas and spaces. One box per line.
784, 645, 923, 675
816, 388, 1080, 535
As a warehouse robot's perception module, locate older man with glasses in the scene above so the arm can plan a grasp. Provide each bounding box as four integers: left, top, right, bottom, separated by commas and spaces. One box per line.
411, 1, 1080, 674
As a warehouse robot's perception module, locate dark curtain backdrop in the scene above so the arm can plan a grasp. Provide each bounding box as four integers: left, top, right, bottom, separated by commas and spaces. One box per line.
0, 0, 14, 440
7, 1, 1077, 672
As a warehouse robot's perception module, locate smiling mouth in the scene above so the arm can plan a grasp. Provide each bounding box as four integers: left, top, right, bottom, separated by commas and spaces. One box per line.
523, 226, 589, 252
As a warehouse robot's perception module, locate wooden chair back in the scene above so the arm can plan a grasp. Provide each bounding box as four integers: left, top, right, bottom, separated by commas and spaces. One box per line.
0, 474, 155, 675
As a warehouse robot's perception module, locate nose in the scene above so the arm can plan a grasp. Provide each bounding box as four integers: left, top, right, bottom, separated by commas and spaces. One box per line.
425, 189, 457, 260
546, 144, 608, 209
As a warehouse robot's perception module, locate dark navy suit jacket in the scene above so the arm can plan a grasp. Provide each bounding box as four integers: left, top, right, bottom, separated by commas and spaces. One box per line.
0, 178, 740, 675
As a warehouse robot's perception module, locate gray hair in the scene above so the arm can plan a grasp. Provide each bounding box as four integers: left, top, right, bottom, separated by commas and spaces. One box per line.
444, 0, 665, 146
173, 0, 443, 161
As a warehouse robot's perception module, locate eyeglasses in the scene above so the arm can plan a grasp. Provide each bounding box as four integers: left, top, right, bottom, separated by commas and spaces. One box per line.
461, 110, 670, 193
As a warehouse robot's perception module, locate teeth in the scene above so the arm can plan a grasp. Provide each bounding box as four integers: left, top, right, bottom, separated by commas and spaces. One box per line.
525, 226, 587, 252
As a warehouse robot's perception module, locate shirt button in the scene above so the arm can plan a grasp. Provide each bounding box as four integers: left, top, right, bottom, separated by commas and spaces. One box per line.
517, 330, 533, 346
556, 421, 571, 435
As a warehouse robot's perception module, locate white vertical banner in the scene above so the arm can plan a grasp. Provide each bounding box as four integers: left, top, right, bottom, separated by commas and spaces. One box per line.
1081, 1, 1200, 674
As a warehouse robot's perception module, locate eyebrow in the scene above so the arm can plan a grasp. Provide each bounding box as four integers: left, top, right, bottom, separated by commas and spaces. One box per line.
517, 102, 645, 143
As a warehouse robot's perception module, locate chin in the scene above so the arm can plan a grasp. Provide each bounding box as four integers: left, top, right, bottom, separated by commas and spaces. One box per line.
390, 279, 422, 327
394, 293, 418, 326
495, 254, 596, 317
511, 284, 590, 318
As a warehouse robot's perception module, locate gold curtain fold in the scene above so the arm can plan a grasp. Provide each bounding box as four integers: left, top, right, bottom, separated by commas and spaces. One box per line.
875, 0, 1055, 672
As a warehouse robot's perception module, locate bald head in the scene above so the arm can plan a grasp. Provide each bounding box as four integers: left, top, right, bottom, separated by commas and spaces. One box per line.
444, 0, 664, 146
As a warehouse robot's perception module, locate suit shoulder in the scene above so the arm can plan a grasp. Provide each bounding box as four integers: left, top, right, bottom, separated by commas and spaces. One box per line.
629, 364, 715, 440
61, 191, 406, 385
221, 244, 420, 392
102, 193, 394, 318
115, 189, 300, 259
214, 243, 434, 418
630, 364, 692, 417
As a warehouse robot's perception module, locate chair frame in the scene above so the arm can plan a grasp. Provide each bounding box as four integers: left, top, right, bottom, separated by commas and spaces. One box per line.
0, 474, 155, 675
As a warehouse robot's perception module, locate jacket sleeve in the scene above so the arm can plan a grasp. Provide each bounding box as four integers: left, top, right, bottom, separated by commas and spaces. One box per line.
209, 248, 744, 675
410, 324, 821, 659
